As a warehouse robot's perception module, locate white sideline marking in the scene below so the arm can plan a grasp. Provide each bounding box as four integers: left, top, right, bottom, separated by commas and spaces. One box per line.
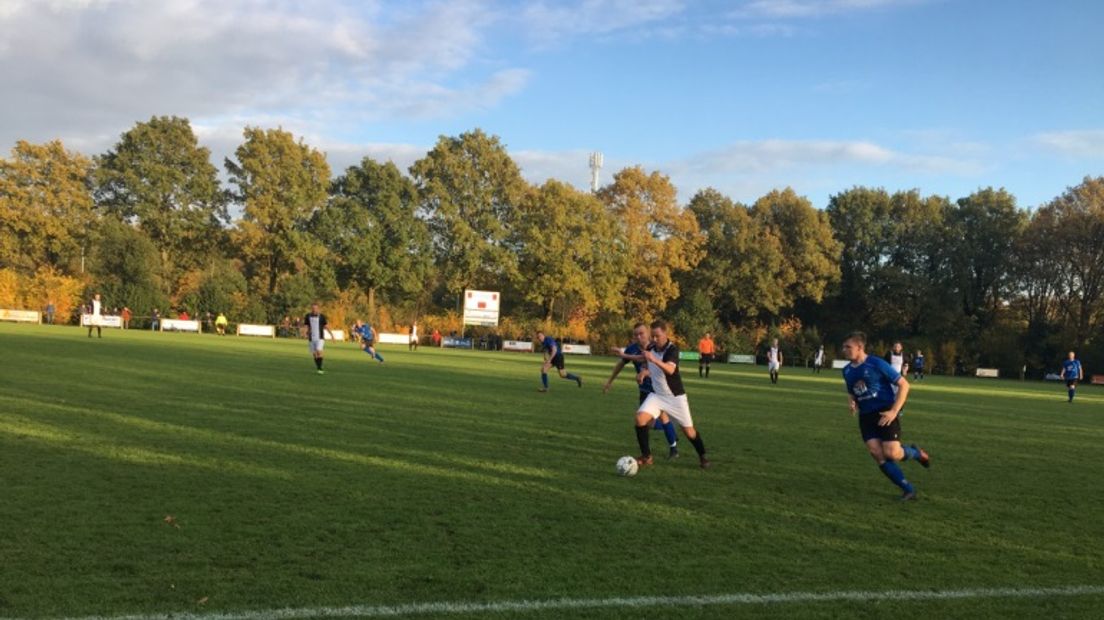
37, 585, 1104, 620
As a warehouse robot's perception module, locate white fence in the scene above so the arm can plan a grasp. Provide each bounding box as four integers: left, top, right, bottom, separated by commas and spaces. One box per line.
82, 314, 122, 328
237, 323, 275, 337
0, 309, 41, 323
161, 318, 200, 332
376, 332, 410, 345
562, 344, 591, 355
325, 329, 346, 341
727, 354, 756, 364
976, 368, 1000, 378
503, 340, 534, 352
832, 360, 850, 369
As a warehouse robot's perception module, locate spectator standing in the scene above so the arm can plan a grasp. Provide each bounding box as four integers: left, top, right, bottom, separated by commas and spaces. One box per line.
121, 306, 132, 329
215, 312, 229, 336
151, 308, 161, 331
178, 309, 190, 320
45, 301, 56, 325
432, 328, 442, 347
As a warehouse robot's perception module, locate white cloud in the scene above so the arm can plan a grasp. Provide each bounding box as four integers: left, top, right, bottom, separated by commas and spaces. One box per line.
732, 0, 929, 19
521, 0, 686, 45
1034, 130, 1104, 158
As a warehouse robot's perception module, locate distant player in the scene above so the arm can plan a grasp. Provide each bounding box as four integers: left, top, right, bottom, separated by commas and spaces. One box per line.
617, 321, 710, 469
767, 338, 782, 384
536, 330, 582, 392
604, 322, 679, 459
841, 331, 930, 501
697, 332, 715, 378
301, 303, 335, 374
1062, 351, 1084, 403
354, 320, 385, 364
886, 341, 909, 376
409, 322, 419, 352
912, 349, 925, 380
215, 312, 228, 336
87, 293, 103, 338
813, 345, 825, 374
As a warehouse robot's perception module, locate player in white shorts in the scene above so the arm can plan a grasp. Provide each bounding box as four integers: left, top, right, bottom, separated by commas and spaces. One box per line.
87, 293, 103, 338
616, 320, 711, 469
885, 341, 908, 394
767, 338, 782, 384
301, 302, 334, 374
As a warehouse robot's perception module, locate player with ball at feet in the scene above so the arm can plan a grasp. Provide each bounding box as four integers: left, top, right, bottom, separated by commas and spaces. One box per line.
616, 320, 710, 469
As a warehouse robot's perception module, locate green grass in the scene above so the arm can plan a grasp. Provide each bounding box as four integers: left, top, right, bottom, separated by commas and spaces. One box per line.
1, 323, 1102, 619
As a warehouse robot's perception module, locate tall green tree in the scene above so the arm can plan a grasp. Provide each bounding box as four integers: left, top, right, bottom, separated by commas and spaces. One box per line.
314, 157, 431, 317
0, 140, 95, 275
88, 217, 169, 313
751, 187, 840, 310
946, 188, 1025, 328
94, 116, 227, 291
515, 180, 628, 322
597, 166, 703, 318
410, 129, 527, 296
226, 127, 330, 317
684, 188, 787, 322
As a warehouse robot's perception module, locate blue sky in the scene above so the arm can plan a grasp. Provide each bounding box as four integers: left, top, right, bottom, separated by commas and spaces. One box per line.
2, 0, 1102, 208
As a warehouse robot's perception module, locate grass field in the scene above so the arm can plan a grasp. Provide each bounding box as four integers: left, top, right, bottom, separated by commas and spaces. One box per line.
1, 323, 1102, 619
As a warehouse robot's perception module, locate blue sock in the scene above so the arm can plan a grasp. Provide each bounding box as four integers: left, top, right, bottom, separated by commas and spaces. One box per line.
375, 352, 384, 362
901, 444, 921, 461
1069, 389, 1075, 401
541, 373, 549, 389
662, 420, 678, 447
879, 461, 914, 493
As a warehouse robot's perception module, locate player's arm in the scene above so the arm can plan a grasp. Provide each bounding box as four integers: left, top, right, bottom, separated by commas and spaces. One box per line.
881, 374, 910, 426
847, 394, 858, 416
643, 349, 678, 375
603, 358, 628, 392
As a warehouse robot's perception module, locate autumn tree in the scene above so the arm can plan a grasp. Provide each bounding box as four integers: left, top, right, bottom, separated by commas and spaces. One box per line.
751, 187, 840, 310
597, 166, 703, 318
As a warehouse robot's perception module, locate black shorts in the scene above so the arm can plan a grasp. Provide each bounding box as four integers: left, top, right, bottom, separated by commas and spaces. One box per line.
700, 353, 713, 364
859, 412, 902, 443
1066, 379, 1079, 388
550, 353, 565, 370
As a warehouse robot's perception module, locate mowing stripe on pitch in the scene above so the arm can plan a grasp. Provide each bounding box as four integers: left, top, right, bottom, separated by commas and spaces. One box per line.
40, 585, 1104, 620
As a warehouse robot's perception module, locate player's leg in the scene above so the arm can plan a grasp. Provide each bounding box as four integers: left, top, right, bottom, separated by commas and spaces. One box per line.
311, 341, 324, 372
556, 357, 581, 387
370, 345, 384, 363
652, 410, 678, 458
861, 415, 917, 499
1067, 380, 1076, 403
539, 360, 552, 391
634, 399, 662, 465
665, 396, 708, 468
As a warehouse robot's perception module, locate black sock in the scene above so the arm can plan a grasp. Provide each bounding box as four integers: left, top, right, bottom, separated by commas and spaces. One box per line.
635, 425, 651, 457
705, 366, 710, 378
699, 365, 703, 377
314, 357, 323, 370
688, 433, 706, 457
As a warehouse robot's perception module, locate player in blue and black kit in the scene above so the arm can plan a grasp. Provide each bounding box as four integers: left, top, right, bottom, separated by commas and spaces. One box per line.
841, 331, 931, 501
354, 320, 385, 364
603, 322, 679, 459
535, 330, 582, 391
1062, 351, 1083, 403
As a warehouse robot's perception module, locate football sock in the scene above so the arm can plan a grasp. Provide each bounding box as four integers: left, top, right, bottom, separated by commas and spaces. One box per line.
658, 420, 678, 447
565, 372, 580, 382
901, 444, 921, 461
635, 425, 651, 457
1068, 388, 1075, 402
687, 433, 706, 457
541, 373, 549, 389
314, 357, 323, 370
699, 365, 703, 377
879, 462, 914, 493
705, 366, 710, 378
375, 352, 385, 362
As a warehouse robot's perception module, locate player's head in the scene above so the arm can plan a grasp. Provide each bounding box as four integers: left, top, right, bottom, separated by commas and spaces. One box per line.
93, 293, 100, 300
704, 332, 711, 339
842, 331, 867, 361
354, 319, 362, 327
632, 322, 649, 345
772, 338, 778, 347
917, 349, 923, 355
893, 341, 903, 353
650, 320, 668, 344
1069, 351, 1076, 360
310, 302, 320, 314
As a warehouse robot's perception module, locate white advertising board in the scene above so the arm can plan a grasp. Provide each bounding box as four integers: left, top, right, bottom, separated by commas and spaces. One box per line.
562, 343, 591, 355
727, 354, 756, 364
160, 318, 200, 332
82, 314, 122, 328
0, 309, 41, 323
463, 290, 500, 326
503, 340, 534, 352
325, 329, 346, 341
832, 360, 849, 369
377, 333, 409, 345
976, 368, 1000, 378
237, 323, 275, 337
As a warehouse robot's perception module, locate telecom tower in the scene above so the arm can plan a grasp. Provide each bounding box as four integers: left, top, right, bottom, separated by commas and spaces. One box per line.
588, 151, 603, 192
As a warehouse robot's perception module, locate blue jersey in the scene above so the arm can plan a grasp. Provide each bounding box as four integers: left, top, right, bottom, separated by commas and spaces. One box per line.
843, 355, 902, 416
1063, 359, 1082, 380
913, 354, 925, 369
357, 325, 375, 342
542, 336, 559, 357
624, 342, 653, 393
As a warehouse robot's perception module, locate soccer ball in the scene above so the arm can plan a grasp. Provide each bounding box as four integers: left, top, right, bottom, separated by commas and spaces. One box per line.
616, 455, 639, 477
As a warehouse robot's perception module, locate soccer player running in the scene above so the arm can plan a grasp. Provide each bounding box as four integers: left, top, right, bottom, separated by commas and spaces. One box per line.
536, 330, 582, 392
697, 332, 716, 378
912, 349, 926, 380
301, 303, 335, 374
767, 338, 782, 384
1062, 351, 1084, 403
354, 320, 385, 364
604, 322, 679, 459
841, 331, 931, 501
617, 321, 710, 469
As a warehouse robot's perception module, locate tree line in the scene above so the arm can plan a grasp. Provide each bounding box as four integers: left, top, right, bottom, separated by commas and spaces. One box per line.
1, 116, 1101, 377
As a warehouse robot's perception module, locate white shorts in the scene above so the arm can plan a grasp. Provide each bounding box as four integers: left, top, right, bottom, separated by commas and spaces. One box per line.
768, 361, 780, 372
637, 392, 694, 428
309, 339, 325, 354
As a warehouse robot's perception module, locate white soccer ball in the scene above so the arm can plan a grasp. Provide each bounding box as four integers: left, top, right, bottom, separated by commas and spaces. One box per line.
616, 455, 639, 477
